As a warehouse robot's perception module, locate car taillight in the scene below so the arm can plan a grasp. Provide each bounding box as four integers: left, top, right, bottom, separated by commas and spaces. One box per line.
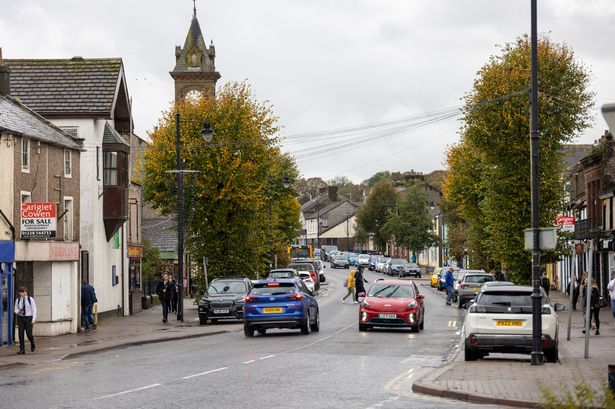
245, 295, 257, 302
309, 271, 317, 280
287, 293, 304, 300
267, 282, 280, 287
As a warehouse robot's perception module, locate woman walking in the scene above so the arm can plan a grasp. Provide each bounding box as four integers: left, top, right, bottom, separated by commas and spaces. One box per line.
583, 279, 602, 336
354, 266, 369, 302
341, 269, 356, 303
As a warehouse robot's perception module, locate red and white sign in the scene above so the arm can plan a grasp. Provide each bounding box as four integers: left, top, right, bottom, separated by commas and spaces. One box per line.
555, 215, 575, 232
21, 202, 57, 239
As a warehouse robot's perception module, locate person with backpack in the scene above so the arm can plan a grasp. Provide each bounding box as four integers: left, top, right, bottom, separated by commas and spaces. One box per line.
13, 287, 36, 354
341, 270, 357, 303
81, 280, 97, 332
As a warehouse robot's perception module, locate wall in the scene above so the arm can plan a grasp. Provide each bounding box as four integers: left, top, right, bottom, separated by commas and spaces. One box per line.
0, 133, 14, 240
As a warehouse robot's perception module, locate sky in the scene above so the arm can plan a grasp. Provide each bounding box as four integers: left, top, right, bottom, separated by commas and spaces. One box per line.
2, 0, 615, 183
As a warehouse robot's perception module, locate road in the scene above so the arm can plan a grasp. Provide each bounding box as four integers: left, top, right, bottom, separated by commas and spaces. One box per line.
2, 266, 498, 409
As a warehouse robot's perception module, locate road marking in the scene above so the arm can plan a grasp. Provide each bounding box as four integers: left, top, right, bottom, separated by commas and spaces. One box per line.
181, 366, 228, 379
93, 383, 161, 400
287, 321, 355, 354
259, 354, 275, 360
242, 360, 256, 364
448, 320, 457, 327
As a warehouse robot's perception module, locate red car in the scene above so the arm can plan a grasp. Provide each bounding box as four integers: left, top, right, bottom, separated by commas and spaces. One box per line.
357, 280, 425, 332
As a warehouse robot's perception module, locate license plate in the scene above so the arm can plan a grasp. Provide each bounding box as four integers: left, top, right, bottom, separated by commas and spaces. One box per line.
496, 320, 523, 327
263, 307, 283, 314
472, 287, 480, 291
213, 309, 229, 314
379, 313, 397, 319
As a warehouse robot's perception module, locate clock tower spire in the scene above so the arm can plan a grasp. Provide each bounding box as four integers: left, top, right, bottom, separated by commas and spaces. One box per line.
170, 2, 221, 101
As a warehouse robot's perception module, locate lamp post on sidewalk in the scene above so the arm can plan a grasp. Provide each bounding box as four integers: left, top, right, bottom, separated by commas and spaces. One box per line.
168, 112, 214, 322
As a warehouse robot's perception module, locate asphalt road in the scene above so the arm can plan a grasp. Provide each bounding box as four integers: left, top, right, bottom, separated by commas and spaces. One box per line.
2, 266, 498, 409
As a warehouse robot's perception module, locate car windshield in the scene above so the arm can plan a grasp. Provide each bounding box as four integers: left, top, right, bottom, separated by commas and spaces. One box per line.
377, 256, 385, 262
208, 281, 246, 294
464, 275, 493, 284
334, 255, 346, 260
251, 283, 297, 295
475, 290, 549, 313
368, 284, 414, 298
268, 271, 295, 278
299, 273, 311, 280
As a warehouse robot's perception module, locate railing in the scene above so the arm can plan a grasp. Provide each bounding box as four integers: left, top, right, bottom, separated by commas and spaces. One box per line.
573, 218, 608, 240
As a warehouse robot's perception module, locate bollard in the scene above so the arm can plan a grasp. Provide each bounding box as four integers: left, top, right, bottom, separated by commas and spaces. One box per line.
609, 365, 615, 394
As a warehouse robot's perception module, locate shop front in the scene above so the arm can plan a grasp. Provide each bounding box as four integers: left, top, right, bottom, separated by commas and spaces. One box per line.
128, 244, 143, 315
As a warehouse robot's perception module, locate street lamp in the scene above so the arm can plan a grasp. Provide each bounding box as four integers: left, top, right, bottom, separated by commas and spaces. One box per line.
170, 112, 214, 322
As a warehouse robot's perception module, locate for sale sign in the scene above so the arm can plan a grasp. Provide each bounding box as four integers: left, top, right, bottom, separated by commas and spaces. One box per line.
555, 215, 575, 232
21, 202, 57, 239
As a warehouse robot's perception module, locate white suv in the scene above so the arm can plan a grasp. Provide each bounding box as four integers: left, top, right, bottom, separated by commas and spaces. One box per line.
463, 285, 565, 363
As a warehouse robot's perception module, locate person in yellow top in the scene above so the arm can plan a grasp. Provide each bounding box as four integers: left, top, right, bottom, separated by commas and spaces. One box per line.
341, 270, 357, 303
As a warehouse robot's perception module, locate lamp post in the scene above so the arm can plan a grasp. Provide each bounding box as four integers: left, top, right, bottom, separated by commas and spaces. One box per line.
171, 112, 213, 322
529, 0, 543, 365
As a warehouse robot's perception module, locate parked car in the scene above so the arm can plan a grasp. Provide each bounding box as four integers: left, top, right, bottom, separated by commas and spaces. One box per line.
299, 272, 316, 292
198, 277, 253, 325
347, 253, 358, 266
457, 272, 493, 308
438, 267, 460, 291
463, 285, 564, 362
357, 254, 370, 267
288, 262, 320, 291
386, 258, 407, 276
368, 254, 380, 271
400, 262, 421, 278
481, 281, 515, 291
331, 254, 350, 269
431, 267, 443, 287
378, 257, 391, 273
375, 256, 387, 272
243, 279, 320, 336
452, 270, 468, 301
357, 280, 425, 332
321, 245, 338, 261
267, 268, 299, 279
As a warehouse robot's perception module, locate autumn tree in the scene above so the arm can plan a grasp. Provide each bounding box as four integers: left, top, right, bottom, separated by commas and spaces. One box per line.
355, 181, 398, 251
294, 177, 327, 204
145, 82, 300, 284
443, 35, 593, 282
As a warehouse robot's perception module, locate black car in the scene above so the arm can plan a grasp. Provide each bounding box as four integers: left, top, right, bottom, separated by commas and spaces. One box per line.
198, 278, 253, 325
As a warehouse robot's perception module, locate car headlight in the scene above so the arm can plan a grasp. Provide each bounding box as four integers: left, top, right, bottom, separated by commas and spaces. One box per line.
407, 301, 417, 309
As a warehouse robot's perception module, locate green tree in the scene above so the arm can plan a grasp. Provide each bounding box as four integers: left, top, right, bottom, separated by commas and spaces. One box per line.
141, 239, 162, 295
365, 171, 391, 188
145, 82, 300, 282
384, 184, 438, 258
328, 176, 363, 202
443, 35, 593, 281
356, 181, 398, 251
294, 177, 327, 204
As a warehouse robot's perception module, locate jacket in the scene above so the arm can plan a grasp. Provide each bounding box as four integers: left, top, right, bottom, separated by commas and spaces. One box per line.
346, 271, 356, 289
444, 270, 454, 288
157, 280, 174, 302
81, 284, 97, 307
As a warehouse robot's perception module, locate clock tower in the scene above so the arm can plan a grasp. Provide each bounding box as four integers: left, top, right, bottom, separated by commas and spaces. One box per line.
170, 2, 221, 101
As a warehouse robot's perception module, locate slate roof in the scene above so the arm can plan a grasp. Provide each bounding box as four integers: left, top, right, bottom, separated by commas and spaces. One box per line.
103, 122, 129, 146
142, 218, 178, 255
173, 14, 208, 73
5, 57, 123, 116
0, 95, 82, 150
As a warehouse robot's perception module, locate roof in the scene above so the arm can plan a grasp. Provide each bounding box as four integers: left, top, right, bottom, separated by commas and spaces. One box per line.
0, 95, 82, 150
142, 218, 177, 255
5, 57, 123, 116
482, 285, 532, 293
103, 122, 129, 146
562, 144, 593, 170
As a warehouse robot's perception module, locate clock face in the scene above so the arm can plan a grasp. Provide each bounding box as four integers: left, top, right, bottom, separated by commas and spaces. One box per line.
184, 89, 203, 103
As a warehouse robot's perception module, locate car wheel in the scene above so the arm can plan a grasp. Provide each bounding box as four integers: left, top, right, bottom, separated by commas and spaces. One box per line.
545, 345, 558, 363
410, 324, 419, 333
310, 309, 320, 332
464, 346, 478, 361
257, 329, 267, 336
244, 325, 254, 337
301, 314, 311, 335
419, 317, 424, 331
457, 300, 463, 309
199, 316, 208, 325
359, 323, 369, 332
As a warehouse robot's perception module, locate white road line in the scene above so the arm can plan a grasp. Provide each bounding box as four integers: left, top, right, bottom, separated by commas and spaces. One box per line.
182, 366, 228, 379
93, 383, 161, 400
243, 360, 256, 364
259, 354, 275, 360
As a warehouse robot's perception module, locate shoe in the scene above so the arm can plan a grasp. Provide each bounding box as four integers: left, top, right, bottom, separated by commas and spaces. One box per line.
17, 350, 25, 355
340, 299, 345, 303
92, 324, 97, 330
162, 319, 167, 323
582, 330, 586, 334
353, 301, 359, 304
596, 330, 600, 335
31, 345, 35, 352
446, 302, 451, 305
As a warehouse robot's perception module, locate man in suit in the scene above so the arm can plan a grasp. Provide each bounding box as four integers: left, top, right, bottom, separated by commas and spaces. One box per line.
156, 274, 173, 323
13, 287, 36, 354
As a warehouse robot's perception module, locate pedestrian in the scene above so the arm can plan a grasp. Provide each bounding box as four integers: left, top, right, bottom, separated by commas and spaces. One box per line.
444, 267, 455, 305
354, 266, 369, 302
540, 271, 550, 296
13, 287, 36, 354
156, 273, 173, 323
583, 279, 601, 336
341, 269, 356, 303
567, 275, 580, 311
607, 273, 615, 320
81, 280, 97, 332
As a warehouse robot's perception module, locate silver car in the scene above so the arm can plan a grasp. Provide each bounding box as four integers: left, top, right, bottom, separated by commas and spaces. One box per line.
457, 272, 493, 308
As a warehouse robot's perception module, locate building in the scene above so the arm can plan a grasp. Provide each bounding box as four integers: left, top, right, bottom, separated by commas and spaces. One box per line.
0, 52, 83, 336
6, 56, 134, 319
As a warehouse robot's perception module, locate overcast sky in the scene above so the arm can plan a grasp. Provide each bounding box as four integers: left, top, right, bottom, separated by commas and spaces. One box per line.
2, 0, 614, 183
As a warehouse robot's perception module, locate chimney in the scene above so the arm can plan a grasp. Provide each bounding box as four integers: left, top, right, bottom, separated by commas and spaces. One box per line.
0, 48, 10, 97
328, 186, 338, 202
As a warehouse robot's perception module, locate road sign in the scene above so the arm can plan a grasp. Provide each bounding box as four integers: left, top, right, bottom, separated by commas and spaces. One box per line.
20, 202, 57, 239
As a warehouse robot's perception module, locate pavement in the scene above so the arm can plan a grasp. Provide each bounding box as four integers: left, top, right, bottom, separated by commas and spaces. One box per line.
0, 298, 241, 369
412, 287, 615, 408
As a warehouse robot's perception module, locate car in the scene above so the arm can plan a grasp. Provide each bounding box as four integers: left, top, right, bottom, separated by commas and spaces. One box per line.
400, 262, 421, 278
438, 267, 460, 291
328, 250, 341, 262
299, 272, 316, 292
452, 270, 468, 302
481, 281, 515, 291
386, 258, 407, 276
198, 277, 253, 325
431, 267, 443, 287
331, 254, 350, 269
288, 262, 320, 291
457, 272, 493, 308
381, 258, 393, 274
347, 253, 359, 266
357, 279, 425, 332
321, 245, 338, 261
267, 268, 299, 279
357, 254, 370, 267
243, 279, 319, 336
463, 285, 564, 362
313, 259, 326, 283
368, 254, 380, 271
375, 256, 387, 273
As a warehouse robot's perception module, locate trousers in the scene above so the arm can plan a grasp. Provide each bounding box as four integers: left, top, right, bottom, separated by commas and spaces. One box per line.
17, 315, 35, 351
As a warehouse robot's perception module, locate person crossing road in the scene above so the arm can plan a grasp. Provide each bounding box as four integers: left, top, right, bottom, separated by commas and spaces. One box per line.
444, 267, 455, 305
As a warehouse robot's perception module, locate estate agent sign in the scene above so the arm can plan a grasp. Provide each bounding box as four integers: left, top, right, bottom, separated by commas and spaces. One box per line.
21, 202, 57, 239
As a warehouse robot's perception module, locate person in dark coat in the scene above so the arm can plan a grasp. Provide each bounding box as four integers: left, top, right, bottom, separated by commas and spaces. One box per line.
81, 280, 97, 331
354, 266, 369, 302
156, 273, 173, 323
540, 271, 550, 295
583, 279, 602, 336
567, 276, 580, 310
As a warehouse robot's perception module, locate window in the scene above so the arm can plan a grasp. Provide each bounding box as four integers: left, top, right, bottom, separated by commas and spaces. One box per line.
21, 139, 30, 172
21, 191, 32, 204
96, 146, 100, 181
63, 197, 73, 241
103, 152, 118, 185
64, 149, 72, 177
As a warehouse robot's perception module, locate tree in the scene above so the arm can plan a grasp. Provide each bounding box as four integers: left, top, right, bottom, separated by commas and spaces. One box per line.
141, 239, 162, 295
145, 82, 300, 284
443, 35, 593, 282
384, 184, 438, 257
365, 171, 391, 188
294, 177, 327, 204
355, 180, 398, 251
327, 176, 363, 202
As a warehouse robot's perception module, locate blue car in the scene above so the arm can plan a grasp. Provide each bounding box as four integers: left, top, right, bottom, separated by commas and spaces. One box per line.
243, 279, 320, 336
347, 252, 358, 266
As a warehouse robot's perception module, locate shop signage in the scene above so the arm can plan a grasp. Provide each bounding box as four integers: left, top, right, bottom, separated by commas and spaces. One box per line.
555, 215, 575, 232
128, 245, 143, 258
21, 202, 57, 239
